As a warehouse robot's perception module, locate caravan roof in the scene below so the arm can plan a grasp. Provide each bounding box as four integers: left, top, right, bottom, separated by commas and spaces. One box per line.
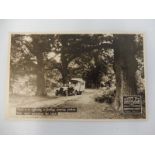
71, 78, 85, 82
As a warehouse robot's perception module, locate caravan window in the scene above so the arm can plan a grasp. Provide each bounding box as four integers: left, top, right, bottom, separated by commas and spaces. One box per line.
70, 80, 78, 84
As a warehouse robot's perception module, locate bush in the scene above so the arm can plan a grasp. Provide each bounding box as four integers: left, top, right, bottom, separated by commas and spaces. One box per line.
95, 87, 116, 104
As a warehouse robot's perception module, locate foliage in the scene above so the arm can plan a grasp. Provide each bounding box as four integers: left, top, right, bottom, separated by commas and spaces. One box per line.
10, 34, 144, 100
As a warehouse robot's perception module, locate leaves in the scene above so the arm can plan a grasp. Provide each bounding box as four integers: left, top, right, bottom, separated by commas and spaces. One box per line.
10, 34, 144, 95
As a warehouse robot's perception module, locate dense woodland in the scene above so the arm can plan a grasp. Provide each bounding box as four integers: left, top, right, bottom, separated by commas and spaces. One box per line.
10, 34, 145, 111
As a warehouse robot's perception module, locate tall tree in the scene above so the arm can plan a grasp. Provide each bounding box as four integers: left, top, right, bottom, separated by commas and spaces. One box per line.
113, 34, 138, 111
11, 34, 54, 96
51, 34, 87, 84
31, 35, 53, 96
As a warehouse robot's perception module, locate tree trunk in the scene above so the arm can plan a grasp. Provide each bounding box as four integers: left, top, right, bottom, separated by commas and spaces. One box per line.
60, 62, 69, 84
61, 54, 69, 84
62, 69, 68, 84
113, 35, 137, 111
36, 52, 47, 96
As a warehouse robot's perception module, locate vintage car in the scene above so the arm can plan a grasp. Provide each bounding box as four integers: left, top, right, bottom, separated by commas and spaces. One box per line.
55, 78, 85, 96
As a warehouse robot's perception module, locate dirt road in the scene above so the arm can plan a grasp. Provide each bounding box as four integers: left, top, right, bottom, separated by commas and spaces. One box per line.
9, 89, 143, 119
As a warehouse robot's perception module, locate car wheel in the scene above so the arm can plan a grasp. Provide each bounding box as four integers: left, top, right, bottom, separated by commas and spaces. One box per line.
64, 90, 68, 96
55, 91, 58, 96
74, 90, 78, 95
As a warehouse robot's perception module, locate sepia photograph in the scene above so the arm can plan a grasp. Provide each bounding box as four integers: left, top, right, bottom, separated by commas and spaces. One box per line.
8, 33, 146, 119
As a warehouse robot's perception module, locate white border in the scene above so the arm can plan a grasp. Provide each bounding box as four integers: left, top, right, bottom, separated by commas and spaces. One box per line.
0, 19, 155, 134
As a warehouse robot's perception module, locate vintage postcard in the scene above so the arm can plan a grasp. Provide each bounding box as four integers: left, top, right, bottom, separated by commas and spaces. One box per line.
7, 33, 146, 119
